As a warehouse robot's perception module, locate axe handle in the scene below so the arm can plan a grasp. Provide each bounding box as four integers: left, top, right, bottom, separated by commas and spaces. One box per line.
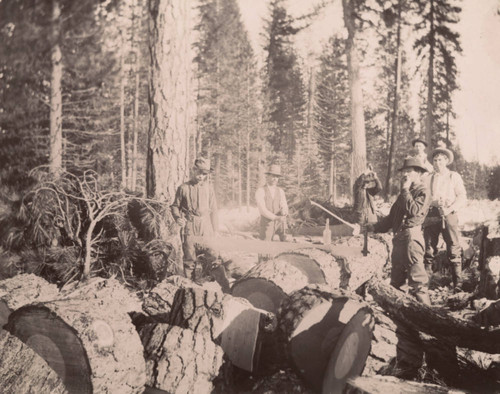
310, 200, 357, 230
362, 228, 369, 256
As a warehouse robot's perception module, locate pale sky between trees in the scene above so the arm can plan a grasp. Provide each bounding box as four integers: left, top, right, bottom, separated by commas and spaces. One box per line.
237, 0, 500, 165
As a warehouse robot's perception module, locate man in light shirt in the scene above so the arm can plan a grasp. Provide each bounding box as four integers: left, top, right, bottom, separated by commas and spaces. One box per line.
411, 137, 434, 173
423, 141, 467, 288
255, 164, 289, 241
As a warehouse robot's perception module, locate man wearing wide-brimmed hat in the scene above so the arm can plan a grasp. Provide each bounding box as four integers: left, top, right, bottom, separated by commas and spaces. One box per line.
411, 137, 433, 173
368, 157, 431, 305
171, 158, 218, 277
255, 164, 289, 241
424, 141, 466, 289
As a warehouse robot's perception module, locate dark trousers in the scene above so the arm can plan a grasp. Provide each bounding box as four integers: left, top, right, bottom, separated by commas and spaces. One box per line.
391, 227, 428, 291
424, 211, 462, 268
259, 217, 287, 241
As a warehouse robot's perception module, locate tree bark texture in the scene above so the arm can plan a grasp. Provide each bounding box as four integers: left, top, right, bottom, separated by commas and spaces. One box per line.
342, 0, 367, 186
147, 0, 192, 201
231, 235, 390, 314
0, 274, 59, 328
424, 0, 435, 145
279, 286, 374, 392
367, 279, 500, 354
478, 223, 500, 298
344, 375, 465, 394
139, 323, 223, 394
5, 279, 146, 393
49, 0, 63, 174
0, 329, 67, 394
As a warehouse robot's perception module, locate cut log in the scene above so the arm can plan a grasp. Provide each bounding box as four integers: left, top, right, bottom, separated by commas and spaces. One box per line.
343, 376, 465, 394
367, 279, 500, 354
279, 286, 374, 392
231, 235, 390, 314
141, 277, 276, 373
5, 278, 146, 394
0, 274, 59, 328
140, 323, 223, 394
292, 224, 354, 238
0, 329, 67, 394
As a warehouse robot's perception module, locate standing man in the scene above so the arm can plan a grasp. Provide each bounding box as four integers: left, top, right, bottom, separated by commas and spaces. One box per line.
255, 164, 289, 241
171, 158, 218, 277
365, 157, 431, 304
411, 137, 434, 173
424, 141, 467, 288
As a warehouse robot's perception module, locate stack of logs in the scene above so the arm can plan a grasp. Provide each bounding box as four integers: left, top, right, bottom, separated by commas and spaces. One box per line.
1, 225, 500, 393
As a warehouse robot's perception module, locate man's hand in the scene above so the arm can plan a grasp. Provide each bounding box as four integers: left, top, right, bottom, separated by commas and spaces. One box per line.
176, 217, 186, 227
400, 175, 411, 190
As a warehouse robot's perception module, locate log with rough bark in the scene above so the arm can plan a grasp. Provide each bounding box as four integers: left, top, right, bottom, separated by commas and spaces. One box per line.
344, 376, 466, 394
279, 285, 374, 392
141, 277, 277, 373
0, 274, 59, 328
367, 279, 500, 354
231, 235, 390, 314
0, 329, 67, 394
140, 323, 224, 394
5, 278, 146, 393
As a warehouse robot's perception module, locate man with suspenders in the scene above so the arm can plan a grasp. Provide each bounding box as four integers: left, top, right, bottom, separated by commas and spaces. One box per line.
424, 141, 467, 288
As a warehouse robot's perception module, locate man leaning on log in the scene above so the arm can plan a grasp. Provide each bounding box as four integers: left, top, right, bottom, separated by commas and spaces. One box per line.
364, 157, 431, 305
171, 158, 219, 279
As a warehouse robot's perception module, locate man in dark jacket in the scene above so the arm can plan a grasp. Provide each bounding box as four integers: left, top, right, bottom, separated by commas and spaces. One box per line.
369, 157, 431, 304
171, 158, 218, 276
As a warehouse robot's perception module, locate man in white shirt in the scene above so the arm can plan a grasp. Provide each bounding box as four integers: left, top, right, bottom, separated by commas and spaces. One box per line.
411, 137, 434, 173
255, 164, 289, 241
423, 141, 467, 288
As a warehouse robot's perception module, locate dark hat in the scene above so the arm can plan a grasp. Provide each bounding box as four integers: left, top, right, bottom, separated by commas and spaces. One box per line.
431, 141, 454, 164
265, 164, 282, 177
193, 158, 211, 174
412, 137, 428, 147
398, 157, 429, 173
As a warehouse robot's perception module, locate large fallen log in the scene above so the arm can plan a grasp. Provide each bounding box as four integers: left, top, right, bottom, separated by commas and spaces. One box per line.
231, 235, 390, 314
0, 329, 67, 394
5, 278, 146, 393
140, 323, 224, 394
367, 279, 500, 354
344, 375, 466, 394
0, 274, 59, 328
279, 286, 374, 392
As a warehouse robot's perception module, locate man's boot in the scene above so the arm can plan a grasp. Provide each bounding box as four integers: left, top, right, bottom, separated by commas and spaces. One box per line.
451, 261, 463, 291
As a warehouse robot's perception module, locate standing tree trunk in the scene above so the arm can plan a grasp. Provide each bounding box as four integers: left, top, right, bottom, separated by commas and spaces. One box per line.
385, 0, 403, 197
424, 0, 435, 146
342, 0, 367, 190
147, 0, 192, 201
49, 0, 63, 175
119, 36, 127, 190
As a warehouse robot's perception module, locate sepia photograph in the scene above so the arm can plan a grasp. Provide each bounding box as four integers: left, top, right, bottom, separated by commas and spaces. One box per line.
1, 0, 500, 392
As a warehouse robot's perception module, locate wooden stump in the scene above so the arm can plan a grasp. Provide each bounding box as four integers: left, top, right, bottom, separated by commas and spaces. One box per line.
141, 277, 277, 373
0, 329, 67, 394
140, 323, 223, 394
5, 279, 146, 394
0, 274, 59, 328
279, 286, 374, 392
231, 235, 390, 315
344, 376, 466, 394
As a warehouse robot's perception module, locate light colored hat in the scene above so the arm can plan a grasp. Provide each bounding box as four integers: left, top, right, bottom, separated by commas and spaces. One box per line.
193, 158, 211, 173
398, 157, 429, 173
431, 140, 454, 164
265, 164, 282, 177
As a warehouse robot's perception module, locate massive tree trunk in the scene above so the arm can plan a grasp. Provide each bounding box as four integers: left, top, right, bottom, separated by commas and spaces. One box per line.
147, 0, 193, 201
49, 0, 63, 174
367, 279, 500, 354
231, 235, 390, 314
0, 274, 59, 328
5, 279, 146, 393
140, 324, 223, 394
345, 376, 464, 394
279, 286, 374, 393
0, 329, 67, 394
342, 0, 367, 189
424, 0, 435, 145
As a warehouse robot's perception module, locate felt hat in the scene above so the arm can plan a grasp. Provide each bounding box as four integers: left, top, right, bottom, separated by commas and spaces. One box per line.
412, 137, 428, 147
398, 157, 429, 173
265, 164, 282, 177
193, 158, 211, 174
431, 141, 454, 164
